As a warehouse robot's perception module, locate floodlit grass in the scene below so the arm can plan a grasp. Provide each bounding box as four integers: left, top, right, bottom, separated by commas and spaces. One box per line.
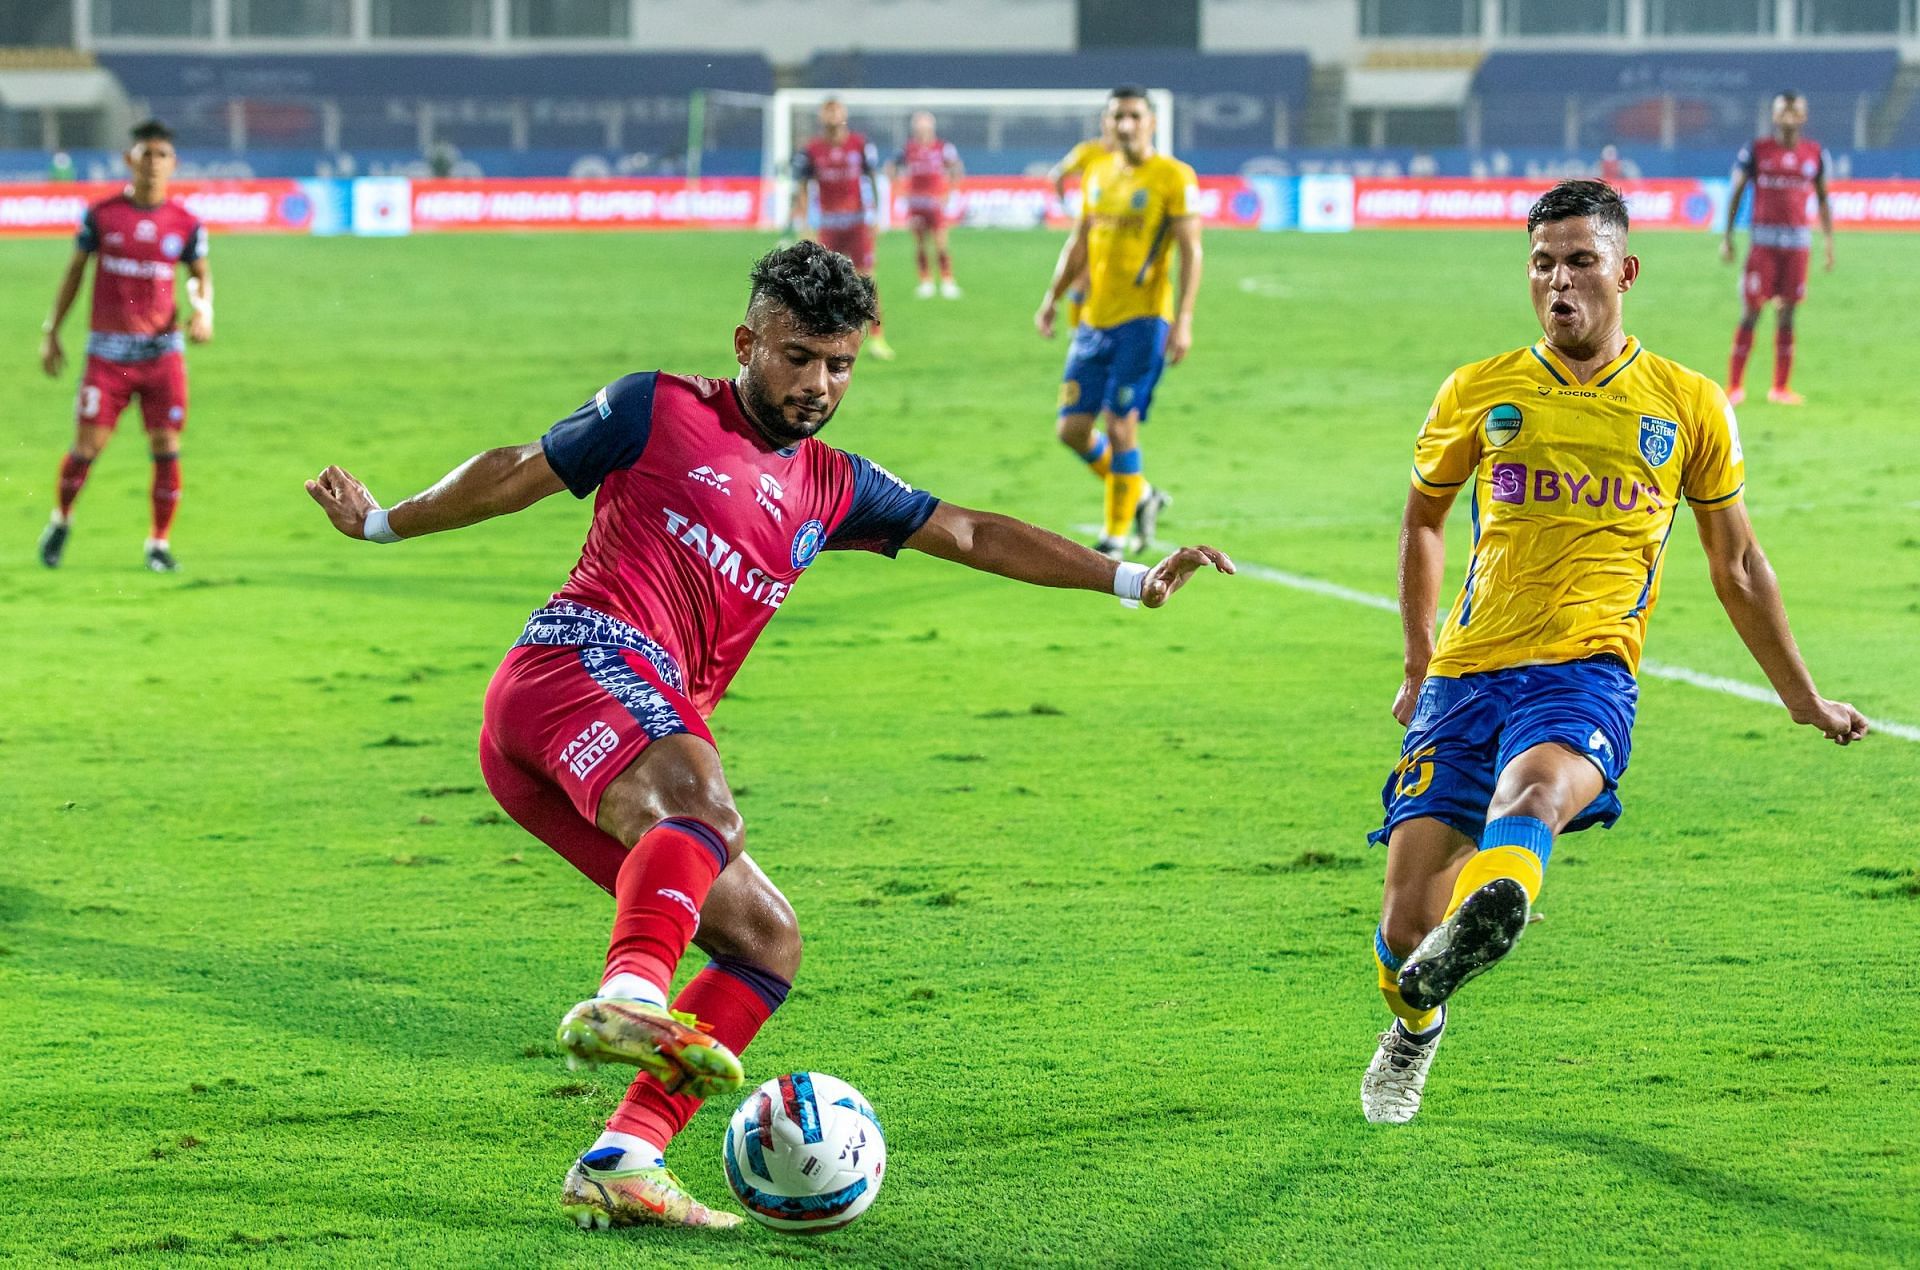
1, 227, 1914, 1264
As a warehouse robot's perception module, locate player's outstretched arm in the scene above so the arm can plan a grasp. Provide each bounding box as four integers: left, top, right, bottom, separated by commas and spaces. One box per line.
1694, 502, 1867, 744
1168, 216, 1203, 365
904, 502, 1232, 608
305, 442, 566, 542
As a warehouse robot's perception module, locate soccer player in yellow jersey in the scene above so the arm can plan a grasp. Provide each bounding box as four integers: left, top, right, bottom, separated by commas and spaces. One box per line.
1047, 118, 1115, 328
1360, 180, 1868, 1126
1036, 87, 1202, 559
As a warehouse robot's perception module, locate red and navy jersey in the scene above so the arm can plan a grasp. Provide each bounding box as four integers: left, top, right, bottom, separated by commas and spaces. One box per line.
894, 138, 958, 208
1735, 137, 1826, 249
794, 133, 878, 230
530, 371, 939, 716
75, 191, 205, 362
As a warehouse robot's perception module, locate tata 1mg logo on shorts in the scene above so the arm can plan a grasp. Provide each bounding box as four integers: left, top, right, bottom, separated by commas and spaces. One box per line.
559, 720, 620, 779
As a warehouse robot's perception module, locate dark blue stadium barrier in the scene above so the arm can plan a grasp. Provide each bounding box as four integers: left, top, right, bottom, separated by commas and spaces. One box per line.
1472, 49, 1898, 150
95, 52, 774, 153
803, 51, 1312, 152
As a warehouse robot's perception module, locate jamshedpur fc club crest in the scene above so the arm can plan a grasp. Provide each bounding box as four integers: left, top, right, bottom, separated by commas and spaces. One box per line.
791, 518, 825, 569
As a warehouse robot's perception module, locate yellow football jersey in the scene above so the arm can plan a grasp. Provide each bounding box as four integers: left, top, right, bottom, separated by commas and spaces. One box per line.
1058, 139, 1109, 178
1412, 337, 1745, 677
1079, 151, 1198, 329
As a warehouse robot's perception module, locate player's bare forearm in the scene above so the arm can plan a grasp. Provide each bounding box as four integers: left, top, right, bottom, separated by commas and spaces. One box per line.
1169, 220, 1203, 362
186, 260, 214, 342
1398, 488, 1450, 676
305, 443, 565, 542
1696, 504, 1867, 743
905, 503, 1232, 607
1047, 229, 1089, 304
40, 254, 86, 375
1721, 176, 1749, 258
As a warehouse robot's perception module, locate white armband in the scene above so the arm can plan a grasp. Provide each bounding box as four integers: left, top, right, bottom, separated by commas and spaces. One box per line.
1113, 561, 1149, 608
363, 507, 402, 544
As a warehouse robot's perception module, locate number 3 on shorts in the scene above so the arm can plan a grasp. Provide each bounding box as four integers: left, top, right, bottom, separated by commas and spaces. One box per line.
79, 384, 101, 420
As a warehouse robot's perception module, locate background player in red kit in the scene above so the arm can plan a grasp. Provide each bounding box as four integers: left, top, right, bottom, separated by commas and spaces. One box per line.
304, 242, 1232, 1230
1721, 91, 1833, 406
37, 118, 212, 572
789, 98, 894, 359
886, 111, 964, 299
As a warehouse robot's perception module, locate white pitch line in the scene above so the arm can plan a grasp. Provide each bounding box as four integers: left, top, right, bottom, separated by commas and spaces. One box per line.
1073, 526, 1920, 743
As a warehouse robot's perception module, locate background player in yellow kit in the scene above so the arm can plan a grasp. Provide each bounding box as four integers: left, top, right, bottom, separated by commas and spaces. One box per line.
1047, 117, 1115, 329
1360, 180, 1868, 1126
1035, 87, 1202, 559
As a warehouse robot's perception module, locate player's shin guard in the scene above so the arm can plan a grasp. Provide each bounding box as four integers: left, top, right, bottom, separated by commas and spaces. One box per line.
1445, 815, 1551, 915
1729, 321, 1756, 390
150, 452, 181, 540
1079, 433, 1112, 480
605, 817, 730, 992
1105, 448, 1145, 540
608, 956, 791, 1147
56, 452, 93, 519
1773, 326, 1795, 391
1375, 927, 1440, 1033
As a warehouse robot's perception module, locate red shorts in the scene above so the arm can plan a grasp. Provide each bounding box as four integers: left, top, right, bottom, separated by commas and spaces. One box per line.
818, 224, 875, 273
479, 643, 713, 830
78, 352, 187, 432
905, 203, 946, 233
1742, 246, 1810, 304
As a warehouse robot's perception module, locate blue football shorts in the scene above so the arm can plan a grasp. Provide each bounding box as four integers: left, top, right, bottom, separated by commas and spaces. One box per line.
1058, 316, 1169, 421
1367, 655, 1639, 848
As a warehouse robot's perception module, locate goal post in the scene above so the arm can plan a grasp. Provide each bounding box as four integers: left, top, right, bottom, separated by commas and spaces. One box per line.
765, 87, 1175, 230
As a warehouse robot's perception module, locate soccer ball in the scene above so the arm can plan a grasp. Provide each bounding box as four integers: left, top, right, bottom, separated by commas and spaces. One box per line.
721, 1072, 886, 1233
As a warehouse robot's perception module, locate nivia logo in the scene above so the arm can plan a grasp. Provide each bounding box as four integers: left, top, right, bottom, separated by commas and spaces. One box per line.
688, 465, 732, 493
1588, 729, 1611, 755
559, 720, 620, 779
755, 472, 785, 524
656, 888, 699, 920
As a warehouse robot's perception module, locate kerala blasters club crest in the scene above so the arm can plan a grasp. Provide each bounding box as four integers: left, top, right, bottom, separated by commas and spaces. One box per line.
1638, 415, 1677, 467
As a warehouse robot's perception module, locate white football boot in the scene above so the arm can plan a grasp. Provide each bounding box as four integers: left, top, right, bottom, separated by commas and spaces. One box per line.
1360, 1007, 1445, 1125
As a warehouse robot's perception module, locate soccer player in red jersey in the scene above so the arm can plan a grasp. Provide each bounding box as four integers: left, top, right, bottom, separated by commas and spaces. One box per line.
789, 98, 894, 359
305, 243, 1232, 1230
37, 119, 211, 573
1721, 91, 1833, 406
886, 111, 964, 299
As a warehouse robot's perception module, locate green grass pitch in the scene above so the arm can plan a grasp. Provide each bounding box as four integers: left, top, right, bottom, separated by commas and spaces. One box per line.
1, 226, 1915, 1265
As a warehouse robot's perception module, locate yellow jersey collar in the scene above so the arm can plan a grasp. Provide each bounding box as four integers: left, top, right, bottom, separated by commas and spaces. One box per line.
1530, 336, 1642, 389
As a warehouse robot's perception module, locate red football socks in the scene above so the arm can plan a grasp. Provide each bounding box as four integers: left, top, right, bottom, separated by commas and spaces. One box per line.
608, 955, 790, 1144
150, 452, 181, 539
1728, 324, 1755, 390
56, 452, 93, 519
1773, 327, 1795, 392
603, 817, 729, 991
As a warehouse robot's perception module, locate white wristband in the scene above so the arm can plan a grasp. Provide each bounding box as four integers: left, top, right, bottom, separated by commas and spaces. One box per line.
363, 507, 402, 544
1113, 561, 1149, 607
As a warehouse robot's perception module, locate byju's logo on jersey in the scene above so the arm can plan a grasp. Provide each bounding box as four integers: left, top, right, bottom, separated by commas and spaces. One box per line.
756, 472, 785, 524
559, 720, 621, 779
1638, 415, 1678, 467
688, 465, 732, 493
1483, 403, 1524, 448
791, 518, 825, 569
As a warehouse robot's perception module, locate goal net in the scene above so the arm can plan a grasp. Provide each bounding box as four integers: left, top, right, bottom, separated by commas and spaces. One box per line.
764, 87, 1175, 229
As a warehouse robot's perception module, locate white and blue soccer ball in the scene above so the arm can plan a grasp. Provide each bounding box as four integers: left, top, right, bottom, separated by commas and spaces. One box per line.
722, 1072, 886, 1233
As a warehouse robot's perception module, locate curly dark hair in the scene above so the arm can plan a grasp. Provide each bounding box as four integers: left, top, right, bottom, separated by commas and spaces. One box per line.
746, 240, 879, 335
1526, 179, 1629, 236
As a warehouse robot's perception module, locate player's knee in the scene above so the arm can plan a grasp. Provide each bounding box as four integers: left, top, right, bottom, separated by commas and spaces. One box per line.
708, 885, 802, 980
1106, 414, 1139, 449
1378, 905, 1431, 961
1739, 308, 1762, 330
1055, 415, 1093, 449
1777, 307, 1796, 330
71, 438, 105, 462
1485, 780, 1567, 831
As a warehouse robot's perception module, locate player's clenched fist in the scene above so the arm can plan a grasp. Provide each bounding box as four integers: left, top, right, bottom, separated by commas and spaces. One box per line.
1141, 545, 1234, 608
305, 465, 381, 539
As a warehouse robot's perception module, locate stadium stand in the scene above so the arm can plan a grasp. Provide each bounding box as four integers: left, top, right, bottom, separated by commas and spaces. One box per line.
1470, 48, 1900, 151
95, 51, 775, 154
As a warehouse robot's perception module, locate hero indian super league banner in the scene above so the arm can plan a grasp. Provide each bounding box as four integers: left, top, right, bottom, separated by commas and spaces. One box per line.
892, 176, 1270, 230
407, 178, 763, 232
0, 180, 321, 236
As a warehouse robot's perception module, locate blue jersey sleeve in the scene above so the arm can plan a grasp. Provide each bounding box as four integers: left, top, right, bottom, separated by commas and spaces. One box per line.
825, 452, 940, 557
539, 371, 658, 498
75, 209, 99, 254
179, 220, 207, 263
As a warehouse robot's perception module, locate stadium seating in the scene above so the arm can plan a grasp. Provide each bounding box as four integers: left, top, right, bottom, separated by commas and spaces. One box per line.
1472, 48, 1899, 151
95, 52, 775, 154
